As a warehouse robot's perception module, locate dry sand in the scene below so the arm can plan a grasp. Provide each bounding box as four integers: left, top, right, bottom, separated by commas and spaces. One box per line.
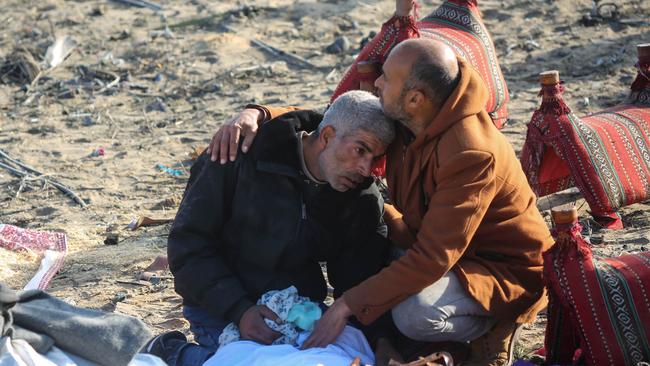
1, 0, 649, 361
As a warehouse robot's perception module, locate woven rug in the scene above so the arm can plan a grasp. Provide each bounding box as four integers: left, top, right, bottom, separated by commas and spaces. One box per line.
331, 0, 509, 128
0, 224, 67, 290
544, 221, 650, 365
520, 63, 650, 229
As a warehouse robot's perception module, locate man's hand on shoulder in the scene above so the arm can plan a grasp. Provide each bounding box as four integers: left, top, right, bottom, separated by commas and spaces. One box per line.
207, 108, 261, 164
238, 305, 282, 345
301, 297, 353, 349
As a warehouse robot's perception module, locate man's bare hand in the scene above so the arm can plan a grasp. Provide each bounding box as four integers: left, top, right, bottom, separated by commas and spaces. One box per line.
239, 305, 282, 345
206, 108, 261, 164
301, 297, 352, 349
395, 0, 414, 16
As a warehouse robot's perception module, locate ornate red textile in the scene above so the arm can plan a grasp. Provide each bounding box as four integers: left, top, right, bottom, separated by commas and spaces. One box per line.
331, 1, 511, 177
543, 220, 650, 365
520, 65, 650, 229
417, 0, 509, 126
331, 0, 509, 128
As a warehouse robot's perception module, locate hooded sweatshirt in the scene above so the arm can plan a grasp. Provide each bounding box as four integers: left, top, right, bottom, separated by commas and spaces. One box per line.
343, 59, 554, 324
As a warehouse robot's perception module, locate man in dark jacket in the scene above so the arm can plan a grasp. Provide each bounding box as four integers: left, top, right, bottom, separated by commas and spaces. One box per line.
152, 91, 395, 366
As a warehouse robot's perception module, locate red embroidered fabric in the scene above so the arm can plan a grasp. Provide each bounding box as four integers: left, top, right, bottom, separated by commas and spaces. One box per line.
332, 1, 511, 176
332, 0, 509, 128
543, 220, 650, 364
520, 64, 650, 229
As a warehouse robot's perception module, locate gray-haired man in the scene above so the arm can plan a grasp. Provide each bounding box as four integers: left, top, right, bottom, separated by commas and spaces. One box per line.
147, 91, 395, 365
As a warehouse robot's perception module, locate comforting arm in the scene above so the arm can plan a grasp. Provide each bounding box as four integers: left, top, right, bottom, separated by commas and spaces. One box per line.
344, 150, 497, 324
208, 105, 306, 163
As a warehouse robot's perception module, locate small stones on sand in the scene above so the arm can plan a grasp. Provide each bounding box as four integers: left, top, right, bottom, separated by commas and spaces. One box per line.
104, 233, 119, 245
325, 36, 351, 54
146, 98, 168, 112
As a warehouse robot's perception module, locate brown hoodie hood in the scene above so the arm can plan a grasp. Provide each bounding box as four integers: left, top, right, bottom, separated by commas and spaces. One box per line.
415, 58, 488, 144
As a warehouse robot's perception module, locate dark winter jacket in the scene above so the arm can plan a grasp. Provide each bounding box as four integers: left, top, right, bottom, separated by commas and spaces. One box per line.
168, 110, 389, 325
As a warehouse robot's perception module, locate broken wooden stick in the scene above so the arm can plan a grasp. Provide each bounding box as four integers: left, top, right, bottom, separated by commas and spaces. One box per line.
163, 6, 274, 30
0, 150, 87, 208
219, 24, 319, 70
110, 0, 162, 11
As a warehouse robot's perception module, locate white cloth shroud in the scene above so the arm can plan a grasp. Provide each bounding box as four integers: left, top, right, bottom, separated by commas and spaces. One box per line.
205, 325, 375, 366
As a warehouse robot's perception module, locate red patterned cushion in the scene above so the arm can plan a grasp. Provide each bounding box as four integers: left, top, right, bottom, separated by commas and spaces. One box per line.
520, 62, 650, 229
331, 0, 510, 128
543, 221, 650, 365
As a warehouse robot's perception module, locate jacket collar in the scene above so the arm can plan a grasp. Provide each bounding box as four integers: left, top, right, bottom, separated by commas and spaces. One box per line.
251, 110, 323, 178
250, 110, 374, 191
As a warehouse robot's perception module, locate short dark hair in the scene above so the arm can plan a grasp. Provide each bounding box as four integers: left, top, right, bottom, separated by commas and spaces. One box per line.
402, 54, 461, 108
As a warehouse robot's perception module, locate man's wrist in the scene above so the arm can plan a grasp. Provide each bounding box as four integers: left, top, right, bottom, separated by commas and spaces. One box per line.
336, 297, 354, 318
243, 104, 268, 124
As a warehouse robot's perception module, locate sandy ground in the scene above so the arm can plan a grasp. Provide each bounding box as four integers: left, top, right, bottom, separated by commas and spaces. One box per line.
1, 0, 649, 362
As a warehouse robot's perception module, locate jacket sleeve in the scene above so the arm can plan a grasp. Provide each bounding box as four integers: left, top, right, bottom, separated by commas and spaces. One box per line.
168, 155, 254, 324
246, 104, 301, 124
383, 203, 417, 249
343, 150, 497, 324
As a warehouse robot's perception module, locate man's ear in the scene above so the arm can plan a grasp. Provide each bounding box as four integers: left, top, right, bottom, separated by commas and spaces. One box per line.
318, 125, 336, 147
404, 89, 426, 111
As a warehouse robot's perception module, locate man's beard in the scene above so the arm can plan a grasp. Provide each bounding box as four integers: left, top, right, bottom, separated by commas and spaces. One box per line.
383, 94, 414, 131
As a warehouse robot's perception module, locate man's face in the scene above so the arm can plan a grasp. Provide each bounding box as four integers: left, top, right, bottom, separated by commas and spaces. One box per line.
318, 129, 387, 192
374, 49, 412, 126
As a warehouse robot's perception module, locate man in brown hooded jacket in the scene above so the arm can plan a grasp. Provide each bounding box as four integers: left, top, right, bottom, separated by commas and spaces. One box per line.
209, 39, 554, 365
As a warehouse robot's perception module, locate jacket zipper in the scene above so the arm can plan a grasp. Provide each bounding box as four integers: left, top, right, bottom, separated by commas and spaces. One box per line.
294, 193, 306, 241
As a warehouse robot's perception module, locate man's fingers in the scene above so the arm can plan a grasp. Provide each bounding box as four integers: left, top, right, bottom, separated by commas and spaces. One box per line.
302, 320, 326, 349
241, 130, 256, 154
260, 327, 282, 344
253, 322, 281, 345
229, 126, 241, 162
302, 334, 316, 349
302, 331, 324, 349
209, 131, 222, 162
259, 306, 281, 324
255, 330, 274, 345
218, 128, 231, 164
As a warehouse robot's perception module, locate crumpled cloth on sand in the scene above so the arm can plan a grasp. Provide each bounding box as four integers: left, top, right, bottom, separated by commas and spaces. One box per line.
1, 283, 152, 366
0, 337, 166, 366
218, 286, 322, 348
0, 224, 67, 290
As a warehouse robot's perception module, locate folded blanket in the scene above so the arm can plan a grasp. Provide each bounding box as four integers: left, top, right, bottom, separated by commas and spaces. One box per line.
0, 284, 152, 366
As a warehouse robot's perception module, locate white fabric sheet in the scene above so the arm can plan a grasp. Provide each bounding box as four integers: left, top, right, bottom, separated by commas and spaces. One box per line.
205, 325, 374, 366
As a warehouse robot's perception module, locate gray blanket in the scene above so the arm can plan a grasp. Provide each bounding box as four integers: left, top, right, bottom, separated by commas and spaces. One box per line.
0, 283, 151, 366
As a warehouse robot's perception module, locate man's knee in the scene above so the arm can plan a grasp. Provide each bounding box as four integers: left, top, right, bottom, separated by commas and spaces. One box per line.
391, 293, 448, 341
182, 306, 227, 350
